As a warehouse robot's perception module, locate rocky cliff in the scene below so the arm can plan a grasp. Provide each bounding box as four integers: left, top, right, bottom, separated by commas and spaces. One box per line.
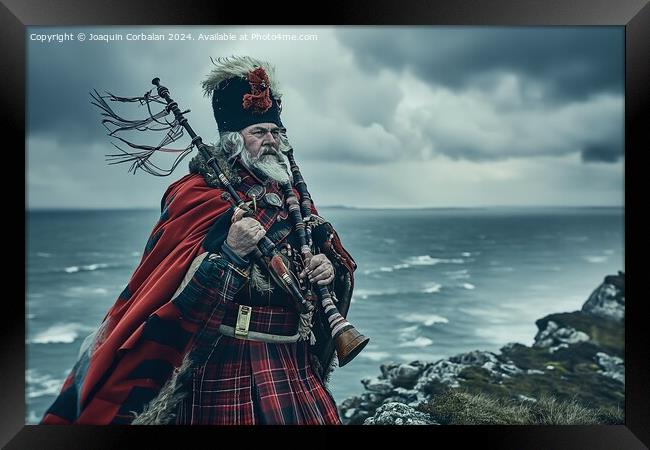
339, 271, 625, 425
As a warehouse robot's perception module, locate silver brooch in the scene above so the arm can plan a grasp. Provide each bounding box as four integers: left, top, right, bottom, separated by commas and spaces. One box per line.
263, 192, 282, 208
246, 184, 266, 199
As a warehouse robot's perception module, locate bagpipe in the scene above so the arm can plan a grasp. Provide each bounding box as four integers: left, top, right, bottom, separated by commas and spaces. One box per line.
90, 78, 368, 366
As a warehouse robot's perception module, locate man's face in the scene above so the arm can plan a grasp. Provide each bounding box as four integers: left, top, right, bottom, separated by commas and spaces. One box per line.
238, 122, 291, 184
240, 122, 283, 159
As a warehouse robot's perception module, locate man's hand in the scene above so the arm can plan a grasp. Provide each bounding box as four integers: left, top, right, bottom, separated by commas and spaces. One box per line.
225, 217, 266, 258
299, 254, 335, 286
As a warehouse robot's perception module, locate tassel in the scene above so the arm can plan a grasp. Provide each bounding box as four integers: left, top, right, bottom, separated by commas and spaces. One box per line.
90, 89, 195, 176
298, 310, 314, 342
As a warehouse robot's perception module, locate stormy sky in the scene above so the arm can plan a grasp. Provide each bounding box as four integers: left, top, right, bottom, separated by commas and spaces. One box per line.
27, 26, 624, 209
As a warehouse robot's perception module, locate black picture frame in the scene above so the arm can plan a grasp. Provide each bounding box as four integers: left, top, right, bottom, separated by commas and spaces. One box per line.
5, 0, 648, 448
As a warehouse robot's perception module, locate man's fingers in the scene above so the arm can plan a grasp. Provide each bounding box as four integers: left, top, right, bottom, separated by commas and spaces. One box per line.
317, 275, 334, 286
316, 270, 335, 285
308, 255, 325, 270
309, 264, 329, 278
309, 264, 333, 283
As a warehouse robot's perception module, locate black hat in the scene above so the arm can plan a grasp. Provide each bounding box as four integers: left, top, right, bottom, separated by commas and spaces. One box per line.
202, 56, 284, 132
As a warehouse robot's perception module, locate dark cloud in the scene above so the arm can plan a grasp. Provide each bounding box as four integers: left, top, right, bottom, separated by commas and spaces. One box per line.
26, 26, 623, 208
336, 27, 623, 103
581, 144, 623, 163
27, 27, 218, 151
28, 31, 131, 145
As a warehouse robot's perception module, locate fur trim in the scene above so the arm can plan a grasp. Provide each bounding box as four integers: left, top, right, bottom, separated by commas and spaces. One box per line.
249, 260, 274, 293
188, 143, 241, 188
131, 353, 194, 425
202, 56, 283, 100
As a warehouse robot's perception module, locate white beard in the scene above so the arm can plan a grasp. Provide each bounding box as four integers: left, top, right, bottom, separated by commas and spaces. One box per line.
240, 146, 292, 184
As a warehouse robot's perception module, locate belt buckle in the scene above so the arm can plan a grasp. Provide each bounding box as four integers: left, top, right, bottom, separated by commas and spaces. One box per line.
234, 305, 252, 338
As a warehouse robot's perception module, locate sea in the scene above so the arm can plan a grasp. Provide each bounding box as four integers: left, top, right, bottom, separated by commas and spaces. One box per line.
26, 206, 624, 424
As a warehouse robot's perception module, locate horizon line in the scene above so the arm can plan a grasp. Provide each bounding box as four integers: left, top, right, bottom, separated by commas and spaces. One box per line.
27, 204, 625, 212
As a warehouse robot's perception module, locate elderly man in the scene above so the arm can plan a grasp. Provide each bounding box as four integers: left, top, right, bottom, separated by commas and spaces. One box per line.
41, 56, 358, 425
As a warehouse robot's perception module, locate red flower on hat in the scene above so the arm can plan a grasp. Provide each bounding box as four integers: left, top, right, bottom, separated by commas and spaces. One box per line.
242, 67, 273, 114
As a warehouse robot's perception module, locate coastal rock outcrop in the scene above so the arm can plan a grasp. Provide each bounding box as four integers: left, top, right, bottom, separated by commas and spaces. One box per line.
339, 272, 625, 425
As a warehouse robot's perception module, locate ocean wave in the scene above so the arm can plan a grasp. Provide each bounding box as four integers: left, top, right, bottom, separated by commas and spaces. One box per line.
461, 283, 476, 290
398, 325, 419, 340
399, 313, 449, 326
36, 252, 52, 258
359, 351, 392, 362
405, 255, 465, 266
584, 256, 608, 263
398, 337, 434, 347
26, 410, 42, 425
397, 352, 442, 362
445, 269, 470, 280
362, 255, 465, 275
63, 286, 110, 297
26, 369, 64, 399
63, 263, 112, 273
352, 289, 399, 300
565, 236, 589, 242
421, 282, 442, 294
29, 322, 95, 344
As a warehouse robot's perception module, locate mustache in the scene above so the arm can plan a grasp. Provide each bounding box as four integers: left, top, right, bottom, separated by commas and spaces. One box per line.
260, 147, 281, 157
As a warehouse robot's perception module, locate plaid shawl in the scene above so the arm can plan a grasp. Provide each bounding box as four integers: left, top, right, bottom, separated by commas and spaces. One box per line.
41, 170, 354, 425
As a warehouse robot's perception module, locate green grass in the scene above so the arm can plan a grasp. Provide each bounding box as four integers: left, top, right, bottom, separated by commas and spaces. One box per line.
416, 389, 624, 425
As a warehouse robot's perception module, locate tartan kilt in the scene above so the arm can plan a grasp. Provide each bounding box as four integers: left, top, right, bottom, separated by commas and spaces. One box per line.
174, 302, 341, 425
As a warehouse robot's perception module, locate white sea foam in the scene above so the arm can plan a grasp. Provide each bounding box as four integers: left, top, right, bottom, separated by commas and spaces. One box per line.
462, 283, 476, 290
360, 351, 392, 362
64, 286, 109, 297
399, 313, 449, 326
584, 256, 608, 263
26, 410, 42, 425
405, 255, 439, 266
63, 263, 111, 273
445, 269, 470, 280
398, 337, 433, 347
461, 252, 472, 257
421, 282, 442, 294
362, 255, 465, 275
404, 255, 464, 266
398, 325, 419, 341
36, 252, 52, 258
27, 314, 36, 320
30, 323, 94, 344
26, 369, 64, 399
352, 289, 398, 300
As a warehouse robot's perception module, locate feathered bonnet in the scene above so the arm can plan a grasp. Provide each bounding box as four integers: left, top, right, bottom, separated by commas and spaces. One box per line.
202, 56, 284, 132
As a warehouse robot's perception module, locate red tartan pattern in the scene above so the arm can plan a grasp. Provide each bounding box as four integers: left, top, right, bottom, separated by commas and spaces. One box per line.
175, 303, 341, 425
40, 170, 352, 426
